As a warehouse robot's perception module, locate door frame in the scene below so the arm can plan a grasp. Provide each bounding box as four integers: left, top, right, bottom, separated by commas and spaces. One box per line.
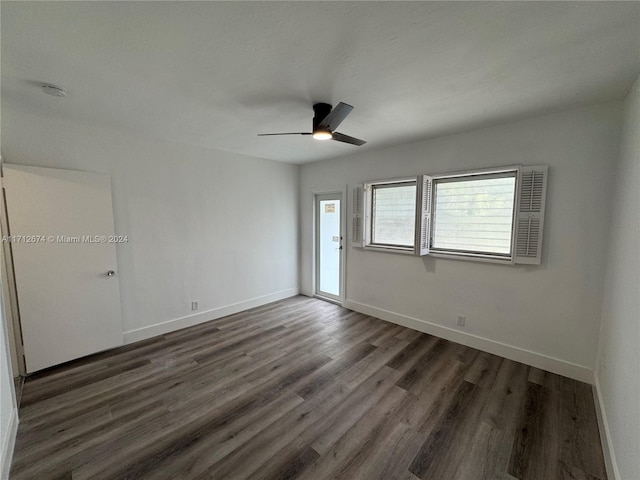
312, 187, 346, 305
0, 162, 26, 377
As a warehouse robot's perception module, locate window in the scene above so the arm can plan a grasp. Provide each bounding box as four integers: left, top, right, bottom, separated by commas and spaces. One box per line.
370, 181, 416, 248
353, 179, 418, 252
352, 165, 548, 265
432, 172, 516, 258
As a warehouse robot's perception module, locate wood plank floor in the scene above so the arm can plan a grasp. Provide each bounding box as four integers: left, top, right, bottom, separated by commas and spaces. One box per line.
11, 296, 607, 480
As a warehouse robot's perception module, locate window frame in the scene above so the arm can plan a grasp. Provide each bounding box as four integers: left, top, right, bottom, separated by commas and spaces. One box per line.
356, 165, 548, 265
429, 166, 519, 263
363, 177, 417, 254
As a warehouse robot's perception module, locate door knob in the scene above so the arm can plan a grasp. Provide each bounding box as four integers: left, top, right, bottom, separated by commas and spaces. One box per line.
106, 270, 116, 277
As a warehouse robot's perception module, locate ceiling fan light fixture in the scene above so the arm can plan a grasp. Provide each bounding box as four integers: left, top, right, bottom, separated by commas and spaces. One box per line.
312, 129, 333, 141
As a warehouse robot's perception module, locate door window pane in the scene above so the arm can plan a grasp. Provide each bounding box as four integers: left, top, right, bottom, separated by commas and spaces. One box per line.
318, 199, 340, 296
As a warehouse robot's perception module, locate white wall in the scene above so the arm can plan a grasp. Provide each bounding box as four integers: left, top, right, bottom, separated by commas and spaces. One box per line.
1, 105, 300, 340
596, 77, 640, 480
300, 101, 623, 380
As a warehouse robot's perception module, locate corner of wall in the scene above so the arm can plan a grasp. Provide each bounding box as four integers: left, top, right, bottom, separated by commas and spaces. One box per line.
592, 74, 640, 480
296, 163, 303, 296
593, 373, 621, 480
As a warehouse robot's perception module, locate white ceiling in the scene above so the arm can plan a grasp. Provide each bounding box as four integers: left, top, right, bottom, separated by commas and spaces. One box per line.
2, 1, 639, 164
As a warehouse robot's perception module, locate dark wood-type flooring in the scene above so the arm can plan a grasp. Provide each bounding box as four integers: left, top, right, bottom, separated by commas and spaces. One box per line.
11, 296, 607, 480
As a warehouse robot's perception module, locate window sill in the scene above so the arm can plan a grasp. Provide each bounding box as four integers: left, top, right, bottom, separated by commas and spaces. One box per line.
362, 245, 414, 255
428, 250, 513, 265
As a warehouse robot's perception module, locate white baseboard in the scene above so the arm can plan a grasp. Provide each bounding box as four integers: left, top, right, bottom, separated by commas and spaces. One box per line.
343, 299, 594, 384
593, 375, 620, 480
123, 288, 299, 344
1, 406, 18, 480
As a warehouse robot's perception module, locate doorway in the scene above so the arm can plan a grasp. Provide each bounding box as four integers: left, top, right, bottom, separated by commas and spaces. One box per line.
3, 164, 123, 373
315, 192, 343, 303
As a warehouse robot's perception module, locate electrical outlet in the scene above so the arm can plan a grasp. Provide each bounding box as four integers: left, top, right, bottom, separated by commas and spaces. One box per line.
191, 301, 199, 311
457, 315, 466, 327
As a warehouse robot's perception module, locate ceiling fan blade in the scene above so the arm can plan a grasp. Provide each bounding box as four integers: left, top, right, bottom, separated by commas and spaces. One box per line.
331, 131, 366, 146
317, 102, 354, 131
257, 132, 312, 136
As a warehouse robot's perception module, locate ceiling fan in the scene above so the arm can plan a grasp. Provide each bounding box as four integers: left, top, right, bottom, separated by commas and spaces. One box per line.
258, 102, 366, 146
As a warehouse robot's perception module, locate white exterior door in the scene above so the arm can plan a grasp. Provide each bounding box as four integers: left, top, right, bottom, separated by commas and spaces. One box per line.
3, 164, 123, 373
315, 193, 343, 302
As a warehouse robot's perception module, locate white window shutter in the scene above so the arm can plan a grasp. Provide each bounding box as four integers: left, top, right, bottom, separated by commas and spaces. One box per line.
351, 184, 365, 247
414, 175, 433, 256
514, 166, 548, 265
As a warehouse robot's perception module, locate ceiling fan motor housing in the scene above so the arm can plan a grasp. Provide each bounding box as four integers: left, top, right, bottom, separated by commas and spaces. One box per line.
312, 103, 332, 132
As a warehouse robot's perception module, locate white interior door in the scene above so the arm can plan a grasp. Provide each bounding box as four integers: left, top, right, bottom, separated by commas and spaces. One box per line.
315, 193, 343, 302
3, 164, 123, 373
